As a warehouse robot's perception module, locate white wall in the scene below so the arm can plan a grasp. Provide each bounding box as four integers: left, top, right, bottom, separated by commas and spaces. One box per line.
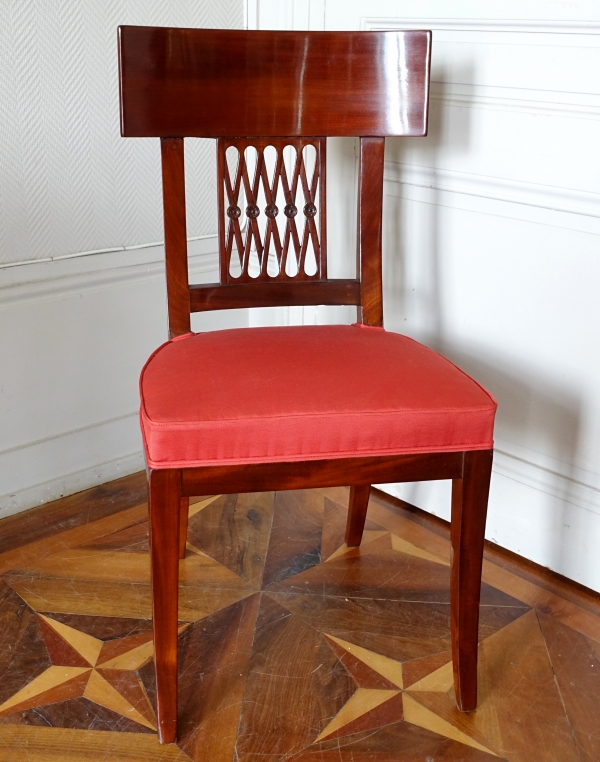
250, 0, 600, 591
0, 1, 245, 516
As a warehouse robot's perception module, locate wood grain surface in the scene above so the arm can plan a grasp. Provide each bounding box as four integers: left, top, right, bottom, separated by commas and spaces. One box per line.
0, 477, 598, 760
119, 28, 431, 138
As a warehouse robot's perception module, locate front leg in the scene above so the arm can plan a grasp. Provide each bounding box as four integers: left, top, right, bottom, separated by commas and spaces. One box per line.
451, 450, 493, 712
148, 468, 182, 743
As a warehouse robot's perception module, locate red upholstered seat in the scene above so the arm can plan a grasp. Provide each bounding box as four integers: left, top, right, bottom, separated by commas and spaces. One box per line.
140, 324, 496, 469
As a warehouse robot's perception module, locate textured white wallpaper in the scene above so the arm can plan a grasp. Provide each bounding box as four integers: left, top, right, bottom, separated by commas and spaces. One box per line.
0, 1, 243, 265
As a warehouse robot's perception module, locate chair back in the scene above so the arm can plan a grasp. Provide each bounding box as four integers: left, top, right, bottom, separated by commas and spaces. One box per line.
118, 27, 431, 336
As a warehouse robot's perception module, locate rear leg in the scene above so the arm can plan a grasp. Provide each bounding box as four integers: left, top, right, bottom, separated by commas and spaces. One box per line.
345, 484, 371, 547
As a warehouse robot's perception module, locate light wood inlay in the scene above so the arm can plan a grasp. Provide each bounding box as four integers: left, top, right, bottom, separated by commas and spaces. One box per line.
0, 503, 149, 575
97, 639, 155, 671
83, 670, 156, 731
325, 531, 388, 561
39, 614, 103, 666
184, 542, 213, 558
0, 725, 185, 760
19, 549, 151, 584
482, 560, 600, 643
369, 500, 600, 643
324, 634, 404, 689
7, 576, 254, 621
391, 533, 450, 566
405, 659, 454, 692
0, 666, 90, 715
315, 688, 400, 742
187, 494, 221, 519
403, 694, 498, 756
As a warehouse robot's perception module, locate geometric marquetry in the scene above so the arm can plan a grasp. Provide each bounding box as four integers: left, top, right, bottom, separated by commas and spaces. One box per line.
0, 666, 91, 716
325, 529, 449, 566
1, 480, 599, 761
402, 694, 498, 756
83, 670, 155, 730
405, 659, 454, 692
218, 138, 326, 284
39, 614, 103, 666
324, 634, 404, 689
0, 613, 164, 731
314, 688, 402, 742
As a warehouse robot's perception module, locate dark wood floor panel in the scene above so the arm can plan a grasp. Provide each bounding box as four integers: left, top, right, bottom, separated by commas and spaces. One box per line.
178, 594, 260, 762
0, 472, 148, 556
262, 490, 324, 587
537, 612, 600, 762
0, 479, 599, 760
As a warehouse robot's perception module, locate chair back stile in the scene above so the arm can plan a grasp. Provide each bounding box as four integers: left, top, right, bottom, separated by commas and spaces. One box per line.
118, 26, 432, 337
160, 138, 190, 337
357, 137, 385, 327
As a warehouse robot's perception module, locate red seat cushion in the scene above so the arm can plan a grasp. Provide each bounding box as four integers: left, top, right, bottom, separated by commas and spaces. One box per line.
140, 324, 496, 469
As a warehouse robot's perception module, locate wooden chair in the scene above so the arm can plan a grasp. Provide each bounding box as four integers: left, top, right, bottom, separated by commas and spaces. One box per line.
118, 27, 496, 744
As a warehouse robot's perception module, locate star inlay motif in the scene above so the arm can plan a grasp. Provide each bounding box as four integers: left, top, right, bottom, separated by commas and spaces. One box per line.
317, 633, 498, 756
0, 614, 185, 730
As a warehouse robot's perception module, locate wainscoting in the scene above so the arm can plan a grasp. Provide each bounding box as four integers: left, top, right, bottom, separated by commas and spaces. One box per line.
0, 237, 250, 518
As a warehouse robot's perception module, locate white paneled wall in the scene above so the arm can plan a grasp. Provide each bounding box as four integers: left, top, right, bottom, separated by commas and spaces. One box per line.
0, 1, 245, 516
250, 0, 600, 590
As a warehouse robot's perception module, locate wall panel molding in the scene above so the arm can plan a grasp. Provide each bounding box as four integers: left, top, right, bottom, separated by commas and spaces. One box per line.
430, 82, 600, 122
0, 236, 219, 309
493, 448, 600, 519
363, 17, 600, 36
385, 162, 600, 235
245, 0, 325, 31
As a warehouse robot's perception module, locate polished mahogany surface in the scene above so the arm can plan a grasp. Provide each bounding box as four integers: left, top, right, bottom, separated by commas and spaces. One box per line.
118, 27, 431, 138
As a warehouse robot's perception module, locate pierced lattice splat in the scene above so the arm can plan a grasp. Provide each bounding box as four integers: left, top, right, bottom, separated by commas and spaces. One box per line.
217, 138, 327, 283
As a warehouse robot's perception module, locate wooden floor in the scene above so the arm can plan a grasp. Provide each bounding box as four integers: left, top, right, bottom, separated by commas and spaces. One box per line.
0, 475, 599, 761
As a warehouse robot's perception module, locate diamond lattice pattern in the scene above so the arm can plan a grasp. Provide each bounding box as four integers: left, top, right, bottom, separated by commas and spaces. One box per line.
219, 138, 326, 283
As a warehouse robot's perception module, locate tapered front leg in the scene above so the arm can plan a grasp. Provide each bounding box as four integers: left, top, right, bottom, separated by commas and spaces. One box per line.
178, 497, 189, 560
148, 469, 181, 743
451, 450, 493, 712
345, 484, 371, 547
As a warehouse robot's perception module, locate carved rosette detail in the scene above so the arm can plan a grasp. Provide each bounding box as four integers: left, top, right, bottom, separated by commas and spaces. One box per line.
265, 204, 279, 219
284, 204, 298, 218
303, 203, 317, 218
227, 205, 241, 219
246, 204, 260, 219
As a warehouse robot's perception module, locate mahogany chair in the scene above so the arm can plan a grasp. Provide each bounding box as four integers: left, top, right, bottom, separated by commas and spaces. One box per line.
118, 26, 496, 744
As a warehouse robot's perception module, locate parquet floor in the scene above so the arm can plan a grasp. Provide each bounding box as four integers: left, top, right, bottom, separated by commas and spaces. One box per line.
0, 475, 599, 761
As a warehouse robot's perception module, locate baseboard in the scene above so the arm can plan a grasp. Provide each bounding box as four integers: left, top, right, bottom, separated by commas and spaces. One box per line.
0, 410, 145, 520
0, 451, 145, 522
